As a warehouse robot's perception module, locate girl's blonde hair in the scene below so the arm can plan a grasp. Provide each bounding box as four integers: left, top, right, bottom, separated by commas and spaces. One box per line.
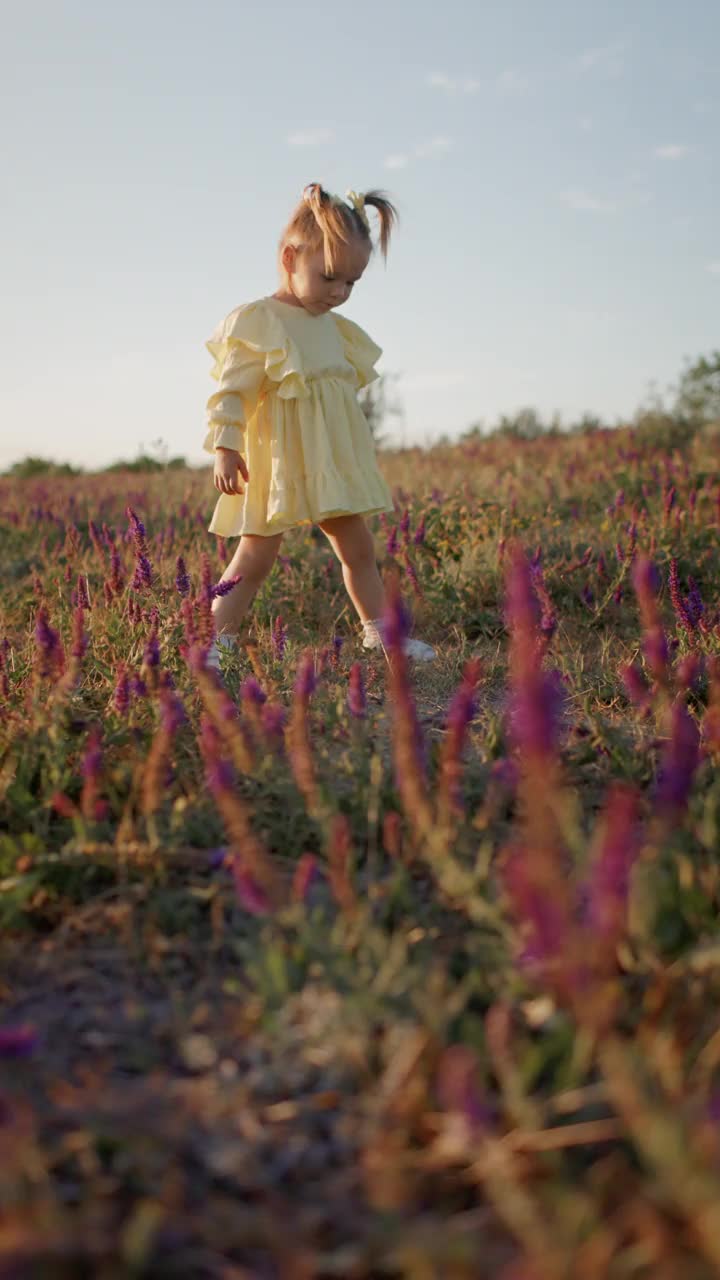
278, 182, 398, 281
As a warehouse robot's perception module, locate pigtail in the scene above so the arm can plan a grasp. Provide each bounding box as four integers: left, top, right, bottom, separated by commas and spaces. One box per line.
359, 189, 399, 262
302, 182, 353, 273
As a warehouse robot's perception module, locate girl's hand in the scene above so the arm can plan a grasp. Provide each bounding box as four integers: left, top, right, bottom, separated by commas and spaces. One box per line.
214, 446, 249, 496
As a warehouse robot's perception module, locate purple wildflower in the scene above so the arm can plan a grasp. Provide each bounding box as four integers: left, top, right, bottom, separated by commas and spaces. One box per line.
175, 555, 191, 596
160, 688, 186, 735
502, 848, 571, 968
438, 658, 481, 814
233, 864, 272, 915
113, 665, 130, 714
686, 577, 704, 627
413, 515, 426, 546
109, 546, 124, 594
240, 676, 267, 708
125, 506, 147, 551
131, 552, 153, 591
81, 726, 103, 781
34, 607, 64, 678
75, 575, 90, 609
294, 651, 317, 701
582, 784, 641, 939
675, 652, 704, 692
509, 668, 564, 758
382, 586, 412, 652
205, 752, 235, 794
292, 853, 319, 903
129, 674, 148, 700
669, 559, 694, 636
385, 525, 399, 556
272, 615, 287, 660
70, 604, 88, 661
347, 661, 367, 718
261, 702, 286, 741
212, 574, 243, 599
655, 698, 700, 821
0, 1025, 38, 1059
143, 629, 160, 669
621, 661, 650, 709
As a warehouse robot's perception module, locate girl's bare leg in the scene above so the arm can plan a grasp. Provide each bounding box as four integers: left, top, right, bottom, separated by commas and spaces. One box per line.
211, 532, 284, 635
317, 514, 385, 621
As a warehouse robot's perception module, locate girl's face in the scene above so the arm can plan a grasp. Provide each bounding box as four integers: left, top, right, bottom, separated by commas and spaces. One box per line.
279, 240, 371, 314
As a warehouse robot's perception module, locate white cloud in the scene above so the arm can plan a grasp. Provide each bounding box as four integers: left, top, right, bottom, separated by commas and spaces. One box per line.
413, 135, 454, 158
495, 69, 530, 95
574, 41, 626, 78
706, 262, 720, 276
383, 153, 409, 170
654, 143, 691, 160
559, 188, 617, 213
286, 128, 335, 146
426, 71, 480, 95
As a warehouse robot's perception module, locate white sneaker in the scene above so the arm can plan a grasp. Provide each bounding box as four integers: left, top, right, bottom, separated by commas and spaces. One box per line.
401, 636, 437, 662
361, 622, 437, 662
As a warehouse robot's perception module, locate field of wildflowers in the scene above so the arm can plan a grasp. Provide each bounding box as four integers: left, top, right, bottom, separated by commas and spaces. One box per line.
1, 419, 720, 1278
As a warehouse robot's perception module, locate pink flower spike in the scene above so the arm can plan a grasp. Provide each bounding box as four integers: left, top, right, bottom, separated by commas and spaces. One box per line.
233, 863, 273, 915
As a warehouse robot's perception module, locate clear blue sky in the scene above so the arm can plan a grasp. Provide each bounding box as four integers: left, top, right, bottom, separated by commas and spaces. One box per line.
1, 0, 718, 469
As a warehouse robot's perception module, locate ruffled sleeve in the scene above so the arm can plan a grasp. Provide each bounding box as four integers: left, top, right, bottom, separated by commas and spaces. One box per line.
332, 315, 383, 390
203, 301, 290, 453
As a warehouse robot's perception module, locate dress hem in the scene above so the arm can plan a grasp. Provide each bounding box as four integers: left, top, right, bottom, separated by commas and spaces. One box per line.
208, 500, 394, 539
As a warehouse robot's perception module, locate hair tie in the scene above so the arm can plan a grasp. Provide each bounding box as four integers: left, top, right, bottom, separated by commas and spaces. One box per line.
344, 188, 370, 231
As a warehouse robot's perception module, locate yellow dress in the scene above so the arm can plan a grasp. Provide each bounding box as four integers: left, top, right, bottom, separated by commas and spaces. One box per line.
203, 296, 394, 537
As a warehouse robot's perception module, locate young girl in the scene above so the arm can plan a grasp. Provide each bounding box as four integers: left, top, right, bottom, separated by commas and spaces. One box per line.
203, 181, 437, 670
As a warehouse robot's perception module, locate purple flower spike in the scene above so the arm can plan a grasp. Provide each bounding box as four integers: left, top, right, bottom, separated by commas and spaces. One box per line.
0, 1025, 39, 1059
656, 698, 700, 821
131, 552, 153, 591
621, 662, 650, 709
293, 853, 319, 903
129, 674, 148, 700
413, 515, 426, 546
503, 850, 570, 967
143, 630, 160, 669
206, 755, 235, 793
175, 555, 191, 596
272, 615, 287, 660
347, 661, 367, 718
113, 665, 130, 714
34, 607, 65, 679
241, 676, 267, 708
583, 784, 641, 939
382, 585, 412, 651
81, 726, 103, 782
125, 506, 147, 550
212, 574, 243, 599
294, 651, 316, 701
509, 668, 564, 759
233, 864, 272, 915
632, 555, 662, 604
160, 689, 186, 735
